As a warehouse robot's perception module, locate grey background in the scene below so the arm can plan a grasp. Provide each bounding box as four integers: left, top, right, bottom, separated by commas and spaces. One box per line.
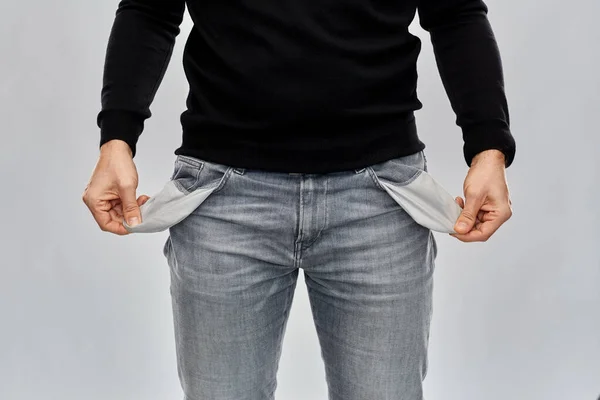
1, 0, 598, 399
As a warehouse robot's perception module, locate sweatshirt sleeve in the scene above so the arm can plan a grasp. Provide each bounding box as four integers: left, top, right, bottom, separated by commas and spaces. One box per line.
97, 0, 186, 157
418, 0, 516, 167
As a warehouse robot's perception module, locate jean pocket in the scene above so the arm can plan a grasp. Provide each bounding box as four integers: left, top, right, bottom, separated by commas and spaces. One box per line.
366, 152, 462, 234
123, 157, 234, 234
170, 155, 205, 193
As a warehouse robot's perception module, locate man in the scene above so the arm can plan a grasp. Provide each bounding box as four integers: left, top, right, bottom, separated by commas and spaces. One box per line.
83, 0, 515, 398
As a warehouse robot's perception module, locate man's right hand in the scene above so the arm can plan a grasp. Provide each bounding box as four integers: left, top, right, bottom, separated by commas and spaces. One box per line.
82, 140, 150, 235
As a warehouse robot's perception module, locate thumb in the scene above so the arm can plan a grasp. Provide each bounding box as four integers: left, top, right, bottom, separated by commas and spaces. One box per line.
120, 186, 142, 227
454, 195, 482, 234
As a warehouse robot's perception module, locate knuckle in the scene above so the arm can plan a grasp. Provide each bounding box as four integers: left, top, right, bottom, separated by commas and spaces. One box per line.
118, 179, 137, 190
465, 188, 483, 199
82, 190, 99, 205
461, 210, 476, 220
500, 207, 512, 220
122, 203, 139, 213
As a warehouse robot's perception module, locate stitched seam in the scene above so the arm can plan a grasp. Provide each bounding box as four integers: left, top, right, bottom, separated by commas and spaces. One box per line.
212, 167, 234, 194
366, 166, 385, 190
170, 163, 183, 181
320, 177, 329, 238
367, 166, 423, 189
173, 162, 204, 193
166, 234, 179, 275
396, 168, 423, 186
172, 178, 188, 194
303, 177, 328, 249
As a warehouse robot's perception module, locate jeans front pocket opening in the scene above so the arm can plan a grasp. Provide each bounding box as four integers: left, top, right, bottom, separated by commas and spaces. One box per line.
211, 166, 235, 194
172, 162, 204, 193
366, 165, 424, 193
367, 166, 462, 234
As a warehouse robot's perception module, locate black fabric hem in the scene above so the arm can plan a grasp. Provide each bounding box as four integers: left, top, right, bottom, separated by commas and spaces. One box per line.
463, 124, 516, 168
174, 116, 425, 174
98, 110, 144, 157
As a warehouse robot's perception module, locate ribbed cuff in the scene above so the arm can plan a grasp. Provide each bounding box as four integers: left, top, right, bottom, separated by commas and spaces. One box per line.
97, 110, 144, 158
463, 123, 516, 168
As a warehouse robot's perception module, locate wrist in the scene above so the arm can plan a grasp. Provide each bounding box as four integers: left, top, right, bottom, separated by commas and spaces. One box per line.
471, 149, 506, 167
100, 139, 133, 158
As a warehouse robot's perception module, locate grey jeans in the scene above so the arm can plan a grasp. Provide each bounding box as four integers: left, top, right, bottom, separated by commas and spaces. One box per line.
124, 151, 461, 400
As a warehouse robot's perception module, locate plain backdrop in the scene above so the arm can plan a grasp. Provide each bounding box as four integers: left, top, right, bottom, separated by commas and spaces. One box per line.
1, 1, 598, 399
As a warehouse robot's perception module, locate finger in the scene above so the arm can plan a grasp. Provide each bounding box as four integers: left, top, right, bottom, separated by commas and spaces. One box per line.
105, 210, 130, 235
106, 195, 147, 233
109, 208, 123, 223
477, 209, 486, 222
113, 202, 123, 217
455, 196, 486, 230
87, 198, 129, 235
119, 184, 142, 227
455, 196, 465, 208
454, 194, 484, 234
102, 220, 130, 235
137, 194, 150, 206
451, 217, 502, 242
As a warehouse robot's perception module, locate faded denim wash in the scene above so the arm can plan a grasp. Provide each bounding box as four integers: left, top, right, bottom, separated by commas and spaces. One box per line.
125, 151, 460, 400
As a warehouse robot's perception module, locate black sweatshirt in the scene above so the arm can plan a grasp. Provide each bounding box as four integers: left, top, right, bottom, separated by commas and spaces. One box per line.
97, 0, 516, 173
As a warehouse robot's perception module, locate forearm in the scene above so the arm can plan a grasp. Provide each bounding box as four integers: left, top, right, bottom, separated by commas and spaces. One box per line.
419, 0, 516, 167
97, 0, 185, 157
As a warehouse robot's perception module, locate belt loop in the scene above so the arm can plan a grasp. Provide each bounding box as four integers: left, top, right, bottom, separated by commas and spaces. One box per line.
233, 167, 245, 175
354, 167, 366, 174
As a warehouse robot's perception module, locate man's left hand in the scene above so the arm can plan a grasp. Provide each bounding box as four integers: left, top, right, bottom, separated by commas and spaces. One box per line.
452, 149, 513, 242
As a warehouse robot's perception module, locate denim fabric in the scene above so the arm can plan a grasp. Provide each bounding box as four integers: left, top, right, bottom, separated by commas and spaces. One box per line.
132, 151, 458, 399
